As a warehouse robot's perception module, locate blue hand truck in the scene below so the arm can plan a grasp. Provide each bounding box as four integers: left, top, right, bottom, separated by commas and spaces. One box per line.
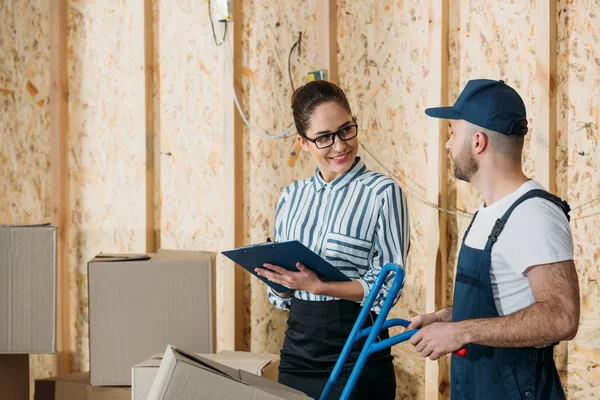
319, 263, 467, 400
319, 263, 415, 400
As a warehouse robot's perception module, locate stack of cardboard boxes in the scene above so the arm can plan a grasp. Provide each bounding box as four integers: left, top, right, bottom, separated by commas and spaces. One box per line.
35, 250, 218, 399
2, 225, 309, 399
0, 225, 58, 400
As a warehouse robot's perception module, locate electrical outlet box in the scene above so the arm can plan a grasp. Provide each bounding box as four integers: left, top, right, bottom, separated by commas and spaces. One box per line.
213, 0, 233, 22
308, 69, 328, 82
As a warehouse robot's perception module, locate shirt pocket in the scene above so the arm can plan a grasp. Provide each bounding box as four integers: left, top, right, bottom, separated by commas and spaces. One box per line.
325, 232, 373, 273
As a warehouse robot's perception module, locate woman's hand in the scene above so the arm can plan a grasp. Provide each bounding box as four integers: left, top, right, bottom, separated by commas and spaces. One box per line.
255, 262, 323, 294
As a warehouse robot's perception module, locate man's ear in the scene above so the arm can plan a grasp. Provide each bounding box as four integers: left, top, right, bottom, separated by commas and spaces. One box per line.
473, 131, 488, 155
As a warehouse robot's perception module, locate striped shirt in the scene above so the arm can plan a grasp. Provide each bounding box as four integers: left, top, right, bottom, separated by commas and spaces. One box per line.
267, 157, 410, 314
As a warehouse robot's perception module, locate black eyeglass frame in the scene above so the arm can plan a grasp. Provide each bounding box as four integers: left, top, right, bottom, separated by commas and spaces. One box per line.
301, 122, 359, 149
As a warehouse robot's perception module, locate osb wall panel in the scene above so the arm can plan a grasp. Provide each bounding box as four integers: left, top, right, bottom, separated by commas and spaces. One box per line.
241, 0, 319, 354
0, 0, 54, 392
453, 0, 536, 232
155, 0, 231, 351
67, 0, 146, 371
0, 0, 51, 225
338, 1, 431, 397
449, 0, 538, 310
556, 1, 600, 397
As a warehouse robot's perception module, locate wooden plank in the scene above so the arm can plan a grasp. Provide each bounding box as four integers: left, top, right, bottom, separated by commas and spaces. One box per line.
287, 140, 302, 168
425, 0, 449, 398
288, 0, 337, 167
144, 0, 156, 252
534, 0, 557, 194
318, 0, 337, 83
222, 0, 246, 351
535, 0, 564, 377
49, 0, 71, 376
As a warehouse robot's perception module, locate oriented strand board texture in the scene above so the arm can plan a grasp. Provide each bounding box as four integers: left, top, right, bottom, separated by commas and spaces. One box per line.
0, 0, 51, 224
0, 0, 54, 394
155, 0, 232, 351
454, 0, 536, 229
241, 0, 318, 353
338, 1, 431, 397
449, 0, 538, 318
67, 0, 147, 371
556, 1, 600, 397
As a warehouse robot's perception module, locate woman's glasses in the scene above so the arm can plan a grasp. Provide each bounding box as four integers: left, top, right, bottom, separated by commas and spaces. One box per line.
302, 124, 358, 149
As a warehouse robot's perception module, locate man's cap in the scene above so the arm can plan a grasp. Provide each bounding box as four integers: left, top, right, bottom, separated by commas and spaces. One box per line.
425, 79, 528, 136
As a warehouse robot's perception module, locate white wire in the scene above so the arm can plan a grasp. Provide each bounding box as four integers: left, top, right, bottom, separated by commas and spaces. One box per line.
222, 31, 295, 139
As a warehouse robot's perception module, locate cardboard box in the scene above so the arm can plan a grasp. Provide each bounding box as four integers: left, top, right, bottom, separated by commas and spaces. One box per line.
88, 250, 216, 386
147, 346, 311, 400
0, 354, 29, 400
0, 224, 57, 353
34, 373, 131, 400
132, 351, 280, 400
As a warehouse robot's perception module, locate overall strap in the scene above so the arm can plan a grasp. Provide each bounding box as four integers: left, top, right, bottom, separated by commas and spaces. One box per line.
462, 211, 479, 243
484, 189, 571, 251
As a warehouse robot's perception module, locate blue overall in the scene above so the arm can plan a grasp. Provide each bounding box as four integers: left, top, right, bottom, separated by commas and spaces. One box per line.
451, 189, 570, 399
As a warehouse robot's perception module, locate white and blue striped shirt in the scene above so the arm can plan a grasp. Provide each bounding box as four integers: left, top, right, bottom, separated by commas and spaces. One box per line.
267, 157, 410, 314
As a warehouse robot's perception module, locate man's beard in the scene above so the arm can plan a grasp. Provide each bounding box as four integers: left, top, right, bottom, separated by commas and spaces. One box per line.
452, 145, 478, 182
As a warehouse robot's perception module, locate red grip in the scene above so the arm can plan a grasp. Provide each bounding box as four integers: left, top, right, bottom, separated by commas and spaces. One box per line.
454, 347, 467, 357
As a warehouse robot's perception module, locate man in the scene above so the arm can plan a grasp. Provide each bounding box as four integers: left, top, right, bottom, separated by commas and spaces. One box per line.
409, 79, 580, 399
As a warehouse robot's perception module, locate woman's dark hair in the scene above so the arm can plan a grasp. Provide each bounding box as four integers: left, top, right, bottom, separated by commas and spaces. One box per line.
291, 80, 352, 137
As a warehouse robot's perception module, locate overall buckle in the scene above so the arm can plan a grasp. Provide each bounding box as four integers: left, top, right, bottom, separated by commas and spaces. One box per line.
488, 218, 506, 243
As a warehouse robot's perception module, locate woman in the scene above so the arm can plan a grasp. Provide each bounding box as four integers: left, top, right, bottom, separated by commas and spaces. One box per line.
255, 80, 410, 399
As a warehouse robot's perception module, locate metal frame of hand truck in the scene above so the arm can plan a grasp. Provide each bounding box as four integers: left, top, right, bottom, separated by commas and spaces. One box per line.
319, 263, 415, 400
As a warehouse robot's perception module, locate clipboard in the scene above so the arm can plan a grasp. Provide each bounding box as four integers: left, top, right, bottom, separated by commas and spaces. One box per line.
221, 240, 351, 293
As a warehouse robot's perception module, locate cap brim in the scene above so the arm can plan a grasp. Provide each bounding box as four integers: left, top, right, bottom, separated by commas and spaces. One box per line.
424, 106, 461, 120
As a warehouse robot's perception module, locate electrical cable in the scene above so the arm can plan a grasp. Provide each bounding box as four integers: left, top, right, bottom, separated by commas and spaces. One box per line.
208, 0, 227, 46
223, 41, 296, 139
288, 33, 301, 93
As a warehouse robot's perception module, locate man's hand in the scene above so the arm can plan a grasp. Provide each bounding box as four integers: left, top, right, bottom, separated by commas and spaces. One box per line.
255, 262, 323, 294
409, 322, 466, 360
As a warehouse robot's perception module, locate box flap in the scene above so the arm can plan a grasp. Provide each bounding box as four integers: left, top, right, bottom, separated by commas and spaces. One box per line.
173, 347, 242, 382
90, 253, 151, 262
0, 223, 53, 228
149, 346, 310, 400
239, 370, 312, 399
133, 358, 162, 369
145, 351, 278, 376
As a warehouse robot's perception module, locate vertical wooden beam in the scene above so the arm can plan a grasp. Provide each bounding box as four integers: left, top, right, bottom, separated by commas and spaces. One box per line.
535, 0, 564, 378
288, 0, 337, 168
50, 0, 71, 376
425, 0, 449, 398
222, 0, 245, 351
534, 0, 557, 194
144, 0, 156, 253
318, 0, 338, 84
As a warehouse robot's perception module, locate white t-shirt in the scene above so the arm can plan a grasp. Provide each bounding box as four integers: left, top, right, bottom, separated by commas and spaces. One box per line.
464, 180, 573, 316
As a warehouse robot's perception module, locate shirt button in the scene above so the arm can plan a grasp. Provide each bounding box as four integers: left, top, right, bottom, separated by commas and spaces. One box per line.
528, 355, 536, 361
524, 390, 532, 398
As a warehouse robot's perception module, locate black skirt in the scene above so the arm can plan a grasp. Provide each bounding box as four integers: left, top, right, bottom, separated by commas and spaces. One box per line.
278, 297, 396, 400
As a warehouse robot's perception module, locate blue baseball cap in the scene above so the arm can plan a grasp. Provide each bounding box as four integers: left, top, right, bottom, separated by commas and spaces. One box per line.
425, 79, 528, 136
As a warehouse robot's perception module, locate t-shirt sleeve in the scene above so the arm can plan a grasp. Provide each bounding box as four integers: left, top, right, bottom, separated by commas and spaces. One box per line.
499, 198, 574, 275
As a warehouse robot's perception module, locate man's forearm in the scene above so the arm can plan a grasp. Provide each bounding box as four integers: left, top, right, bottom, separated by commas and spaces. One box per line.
433, 307, 453, 323
458, 301, 577, 348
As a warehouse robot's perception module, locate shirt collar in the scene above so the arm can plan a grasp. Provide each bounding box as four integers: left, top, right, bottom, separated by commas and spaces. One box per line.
313, 157, 366, 192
